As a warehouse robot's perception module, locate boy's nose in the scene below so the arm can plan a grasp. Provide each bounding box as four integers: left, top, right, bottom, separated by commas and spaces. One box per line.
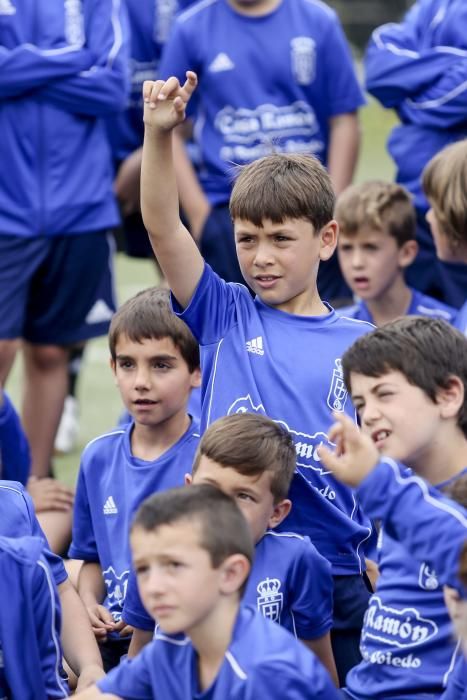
253, 244, 274, 267
134, 367, 151, 389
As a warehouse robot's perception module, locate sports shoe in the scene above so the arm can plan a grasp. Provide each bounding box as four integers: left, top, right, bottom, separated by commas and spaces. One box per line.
54, 396, 79, 454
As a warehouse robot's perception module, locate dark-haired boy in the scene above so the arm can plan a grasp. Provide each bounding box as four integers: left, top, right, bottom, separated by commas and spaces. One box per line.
140, 73, 375, 681
318, 317, 467, 698
123, 413, 338, 683
335, 181, 455, 326
69, 288, 201, 670
77, 485, 342, 699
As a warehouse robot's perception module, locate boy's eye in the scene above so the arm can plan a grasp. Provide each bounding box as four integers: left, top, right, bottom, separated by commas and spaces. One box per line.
118, 360, 134, 370
135, 564, 149, 576
237, 492, 255, 502
167, 560, 184, 571
364, 243, 379, 252
153, 361, 170, 370
274, 235, 290, 243
237, 235, 254, 244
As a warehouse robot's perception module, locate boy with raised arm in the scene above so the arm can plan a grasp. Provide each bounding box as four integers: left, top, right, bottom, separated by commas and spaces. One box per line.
123, 413, 338, 683
69, 288, 201, 670
317, 317, 467, 698
140, 72, 373, 681
76, 485, 342, 699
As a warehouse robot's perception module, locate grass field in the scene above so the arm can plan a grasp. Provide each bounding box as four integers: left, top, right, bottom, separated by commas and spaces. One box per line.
6, 99, 397, 488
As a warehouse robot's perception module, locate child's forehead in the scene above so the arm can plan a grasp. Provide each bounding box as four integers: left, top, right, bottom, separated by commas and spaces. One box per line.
195, 455, 273, 492
349, 369, 406, 393
115, 333, 179, 355
339, 225, 388, 242
233, 216, 314, 232
132, 519, 204, 551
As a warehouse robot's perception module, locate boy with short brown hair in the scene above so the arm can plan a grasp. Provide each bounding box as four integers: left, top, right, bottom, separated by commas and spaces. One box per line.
335, 180, 455, 326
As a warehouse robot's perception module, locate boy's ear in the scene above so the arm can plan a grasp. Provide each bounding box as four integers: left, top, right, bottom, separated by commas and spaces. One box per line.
191, 367, 202, 389
319, 220, 338, 262
436, 375, 465, 421
267, 499, 292, 530
398, 239, 418, 269
184, 473, 193, 486
219, 554, 250, 595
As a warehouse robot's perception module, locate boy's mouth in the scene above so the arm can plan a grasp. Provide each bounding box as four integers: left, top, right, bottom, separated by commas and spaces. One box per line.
254, 275, 280, 288
352, 276, 370, 289
134, 399, 158, 405
371, 429, 391, 447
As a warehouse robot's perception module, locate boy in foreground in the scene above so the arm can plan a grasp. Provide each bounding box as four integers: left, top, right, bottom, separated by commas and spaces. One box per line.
123, 413, 338, 683
141, 71, 374, 681
318, 317, 467, 698
76, 485, 342, 699
69, 288, 201, 670
335, 181, 455, 326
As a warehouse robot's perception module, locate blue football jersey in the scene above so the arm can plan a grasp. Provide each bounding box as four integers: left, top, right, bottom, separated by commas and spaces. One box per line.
107, 0, 194, 164
441, 655, 467, 700
338, 288, 456, 325
345, 460, 467, 698
123, 528, 333, 640
159, 0, 364, 204
172, 264, 373, 574
98, 605, 341, 699
0, 481, 67, 587
0, 536, 68, 699
0, 638, 8, 699
69, 419, 199, 631
364, 0, 467, 215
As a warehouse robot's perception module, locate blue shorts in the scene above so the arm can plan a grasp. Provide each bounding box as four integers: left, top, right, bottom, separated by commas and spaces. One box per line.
0, 232, 116, 345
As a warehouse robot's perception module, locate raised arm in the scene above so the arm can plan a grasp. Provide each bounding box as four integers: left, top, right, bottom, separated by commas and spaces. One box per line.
141, 72, 204, 308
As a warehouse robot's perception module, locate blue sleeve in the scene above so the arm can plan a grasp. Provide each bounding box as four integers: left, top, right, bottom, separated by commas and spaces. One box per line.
0, 43, 94, 99
356, 458, 467, 588
33, 557, 69, 698
440, 655, 467, 700
397, 57, 467, 128
244, 658, 341, 700
364, 4, 457, 109
97, 643, 154, 699
24, 492, 68, 587
321, 16, 365, 117
122, 569, 155, 631
0, 393, 30, 485
68, 465, 99, 561
38, 0, 130, 116
172, 263, 242, 345
289, 539, 333, 640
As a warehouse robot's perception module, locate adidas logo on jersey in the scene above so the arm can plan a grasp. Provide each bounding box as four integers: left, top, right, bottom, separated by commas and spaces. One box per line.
85, 299, 114, 324
246, 336, 264, 356
103, 496, 118, 515
0, 0, 15, 14
208, 52, 235, 73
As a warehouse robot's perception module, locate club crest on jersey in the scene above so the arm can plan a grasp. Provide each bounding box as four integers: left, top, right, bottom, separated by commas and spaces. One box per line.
418, 563, 439, 591
327, 359, 348, 412
257, 578, 283, 623
291, 36, 316, 86
103, 566, 129, 621
362, 596, 438, 649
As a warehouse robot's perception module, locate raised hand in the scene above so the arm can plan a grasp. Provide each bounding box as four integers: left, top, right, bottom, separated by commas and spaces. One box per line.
317, 413, 379, 488
143, 71, 197, 132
